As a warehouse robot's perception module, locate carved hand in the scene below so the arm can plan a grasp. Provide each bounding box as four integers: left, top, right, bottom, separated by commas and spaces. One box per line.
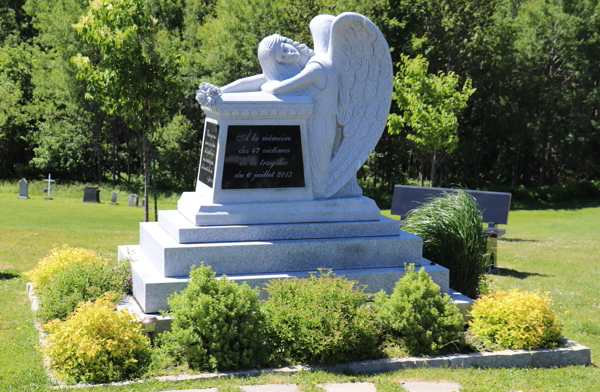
260, 80, 281, 95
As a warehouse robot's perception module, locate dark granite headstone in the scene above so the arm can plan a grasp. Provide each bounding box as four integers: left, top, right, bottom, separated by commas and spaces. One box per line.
83, 186, 100, 203
18, 178, 29, 199
221, 125, 305, 189
198, 121, 219, 188
128, 194, 139, 207
108, 192, 118, 205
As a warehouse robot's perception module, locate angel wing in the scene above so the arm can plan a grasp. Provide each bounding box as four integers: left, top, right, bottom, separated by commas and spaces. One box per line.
323, 13, 393, 198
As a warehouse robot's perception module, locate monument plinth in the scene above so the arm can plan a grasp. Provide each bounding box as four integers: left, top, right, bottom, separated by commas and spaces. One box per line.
177, 92, 380, 226
119, 12, 464, 317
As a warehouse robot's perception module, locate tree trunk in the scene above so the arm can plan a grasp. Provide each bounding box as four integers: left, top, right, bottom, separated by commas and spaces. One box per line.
539, 142, 547, 187
97, 147, 102, 183
430, 149, 437, 188
112, 142, 117, 187
419, 157, 424, 186
153, 158, 158, 222
126, 136, 131, 184
143, 134, 149, 222
511, 137, 522, 188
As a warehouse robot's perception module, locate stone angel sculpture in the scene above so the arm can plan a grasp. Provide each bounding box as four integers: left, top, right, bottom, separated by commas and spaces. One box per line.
197, 12, 393, 200
196, 34, 315, 107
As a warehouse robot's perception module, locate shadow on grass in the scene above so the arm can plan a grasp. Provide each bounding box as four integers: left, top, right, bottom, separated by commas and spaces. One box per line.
0, 271, 20, 280
489, 267, 551, 280
499, 238, 541, 243
511, 198, 600, 211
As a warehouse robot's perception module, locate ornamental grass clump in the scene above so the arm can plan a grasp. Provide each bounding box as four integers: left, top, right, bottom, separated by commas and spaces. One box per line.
41, 292, 151, 384
161, 263, 270, 371
402, 190, 491, 298
38, 261, 131, 322
263, 271, 380, 365
25, 245, 107, 292
469, 289, 562, 350
374, 265, 464, 356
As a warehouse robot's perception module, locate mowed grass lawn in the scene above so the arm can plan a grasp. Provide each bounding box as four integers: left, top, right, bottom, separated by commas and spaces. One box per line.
0, 192, 598, 391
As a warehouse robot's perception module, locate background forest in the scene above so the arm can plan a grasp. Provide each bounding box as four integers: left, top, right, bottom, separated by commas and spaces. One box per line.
1, 0, 599, 205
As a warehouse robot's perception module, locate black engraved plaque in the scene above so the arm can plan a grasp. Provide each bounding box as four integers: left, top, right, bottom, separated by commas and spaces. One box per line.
198, 121, 219, 188
222, 125, 305, 189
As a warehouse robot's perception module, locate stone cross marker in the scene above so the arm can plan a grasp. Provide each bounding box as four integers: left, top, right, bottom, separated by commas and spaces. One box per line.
44, 174, 56, 200
108, 192, 119, 205
83, 186, 100, 203
128, 194, 139, 207
18, 178, 29, 199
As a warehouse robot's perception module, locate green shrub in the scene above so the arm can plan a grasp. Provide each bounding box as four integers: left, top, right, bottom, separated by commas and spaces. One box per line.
403, 190, 491, 298
38, 261, 131, 322
25, 245, 107, 292
41, 292, 151, 384
374, 265, 464, 356
263, 271, 380, 365
161, 264, 270, 371
469, 289, 562, 350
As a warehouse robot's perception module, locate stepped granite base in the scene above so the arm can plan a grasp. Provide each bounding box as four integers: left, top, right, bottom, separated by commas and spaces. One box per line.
119, 196, 470, 314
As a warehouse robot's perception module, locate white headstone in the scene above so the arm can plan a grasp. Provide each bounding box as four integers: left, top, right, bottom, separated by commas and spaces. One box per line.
128, 194, 139, 207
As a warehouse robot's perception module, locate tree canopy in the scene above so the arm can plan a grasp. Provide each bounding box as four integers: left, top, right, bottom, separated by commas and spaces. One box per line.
0, 0, 597, 203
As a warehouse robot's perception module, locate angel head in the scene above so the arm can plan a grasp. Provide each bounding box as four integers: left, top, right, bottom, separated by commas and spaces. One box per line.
309, 15, 334, 54
258, 34, 314, 82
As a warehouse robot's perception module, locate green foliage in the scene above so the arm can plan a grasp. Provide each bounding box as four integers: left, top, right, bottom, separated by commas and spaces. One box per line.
469, 289, 563, 350
388, 54, 474, 153
38, 261, 131, 322
402, 191, 491, 299
71, 0, 183, 125
155, 114, 201, 192
388, 54, 475, 186
374, 265, 464, 356
263, 271, 380, 365
501, 181, 600, 204
161, 264, 270, 371
0, 41, 35, 178
71, 0, 184, 220
25, 244, 107, 291
41, 292, 152, 384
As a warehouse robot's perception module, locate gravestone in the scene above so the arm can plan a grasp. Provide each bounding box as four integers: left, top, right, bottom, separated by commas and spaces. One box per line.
83, 186, 100, 203
108, 192, 119, 205
17, 178, 29, 199
140, 198, 146, 208
128, 194, 139, 207
119, 13, 467, 316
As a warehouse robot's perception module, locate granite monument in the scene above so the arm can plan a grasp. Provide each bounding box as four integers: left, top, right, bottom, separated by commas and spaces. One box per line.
119, 13, 468, 317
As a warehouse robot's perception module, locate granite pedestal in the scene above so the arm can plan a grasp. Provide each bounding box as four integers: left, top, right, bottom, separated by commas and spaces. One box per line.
118, 93, 466, 315
119, 196, 453, 313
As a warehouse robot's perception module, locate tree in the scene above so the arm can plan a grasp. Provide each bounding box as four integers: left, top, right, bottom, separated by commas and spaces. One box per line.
72, 0, 183, 221
388, 54, 475, 187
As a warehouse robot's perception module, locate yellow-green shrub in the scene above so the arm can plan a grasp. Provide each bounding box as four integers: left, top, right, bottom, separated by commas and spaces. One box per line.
25, 245, 106, 292
469, 289, 562, 350
40, 292, 151, 384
